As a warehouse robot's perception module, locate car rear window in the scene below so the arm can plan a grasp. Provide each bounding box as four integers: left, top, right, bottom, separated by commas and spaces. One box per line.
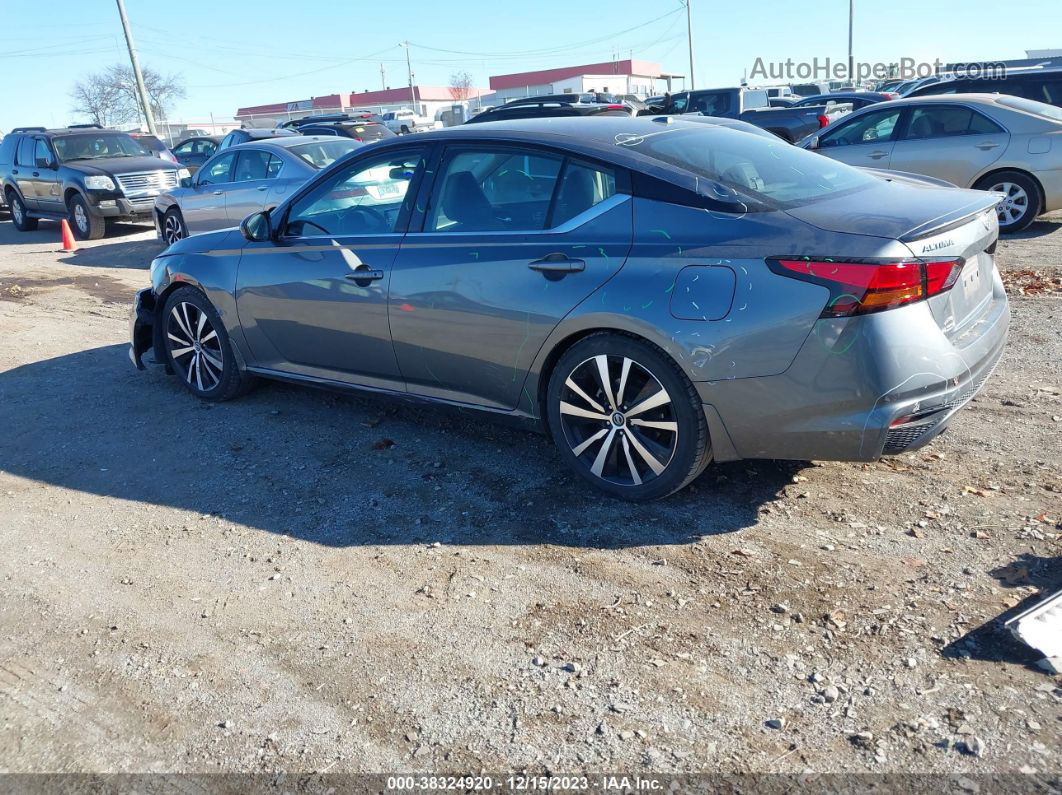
617, 123, 878, 209
291, 139, 361, 169
995, 95, 1062, 122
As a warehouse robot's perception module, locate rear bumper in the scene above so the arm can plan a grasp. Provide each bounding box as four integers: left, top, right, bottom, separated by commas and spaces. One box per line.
1038, 166, 1062, 214
129, 288, 156, 370
698, 274, 1010, 462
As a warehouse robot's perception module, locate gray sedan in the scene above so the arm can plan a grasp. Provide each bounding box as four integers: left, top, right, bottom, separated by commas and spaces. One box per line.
153, 136, 362, 244
131, 117, 1008, 501
802, 93, 1062, 231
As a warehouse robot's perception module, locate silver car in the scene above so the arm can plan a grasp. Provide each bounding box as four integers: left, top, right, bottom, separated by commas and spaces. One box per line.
153, 136, 362, 244
131, 117, 1008, 501
803, 93, 1062, 232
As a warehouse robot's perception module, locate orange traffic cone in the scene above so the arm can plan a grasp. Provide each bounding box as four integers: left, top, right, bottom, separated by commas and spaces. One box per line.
60, 219, 77, 253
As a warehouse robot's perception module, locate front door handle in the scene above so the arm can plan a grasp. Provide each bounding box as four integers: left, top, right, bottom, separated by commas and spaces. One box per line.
529, 254, 586, 273
32, 171, 40, 177
256, 185, 268, 191
975, 141, 1000, 150
867, 150, 889, 160
345, 269, 384, 282
213, 190, 223, 195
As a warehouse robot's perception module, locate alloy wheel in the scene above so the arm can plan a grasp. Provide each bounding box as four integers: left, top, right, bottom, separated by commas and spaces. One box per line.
11, 197, 23, 225
557, 354, 678, 487
167, 301, 224, 392
163, 213, 185, 244
73, 203, 89, 235
989, 181, 1029, 226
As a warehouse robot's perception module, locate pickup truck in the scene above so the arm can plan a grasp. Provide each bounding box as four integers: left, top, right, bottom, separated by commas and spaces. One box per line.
381, 109, 434, 134
643, 87, 851, 143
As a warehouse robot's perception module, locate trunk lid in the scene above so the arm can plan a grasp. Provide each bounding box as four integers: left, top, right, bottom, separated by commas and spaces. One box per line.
786, 177, 1001, 341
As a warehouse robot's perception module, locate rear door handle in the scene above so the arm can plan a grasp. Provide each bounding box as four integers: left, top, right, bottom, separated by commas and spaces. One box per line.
529, 254, 585, 273
975, 141, 1000, 150
32, 171, 40, 177
256, 185, 268, 191
213, 190, 223, 195
345, 269, 384, 282
867, 150, 889, 159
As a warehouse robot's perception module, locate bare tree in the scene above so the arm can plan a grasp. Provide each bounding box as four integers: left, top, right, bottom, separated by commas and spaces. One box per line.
448, 71, 474, 101
70, 65, 185, 127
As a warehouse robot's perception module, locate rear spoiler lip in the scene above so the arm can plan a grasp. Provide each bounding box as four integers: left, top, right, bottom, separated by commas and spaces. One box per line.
899, 194, 1002, 243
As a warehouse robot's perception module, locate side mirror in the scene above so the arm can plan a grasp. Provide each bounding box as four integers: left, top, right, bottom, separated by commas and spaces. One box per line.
240, 210, 272, 242
36, 157, 56, 169
806, 135, 821, 150
179, 176, 193, 188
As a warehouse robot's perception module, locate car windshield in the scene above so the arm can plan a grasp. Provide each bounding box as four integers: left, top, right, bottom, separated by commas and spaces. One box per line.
616, 124, 878, 208
291, 139, 361, 169
996, 95, 1062, 122
53, 133, 149, 161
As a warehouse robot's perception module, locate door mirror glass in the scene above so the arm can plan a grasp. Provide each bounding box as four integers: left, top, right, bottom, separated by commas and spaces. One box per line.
35, 156, 54, 169
179, 176, 193, 188
240, 210, 272, 242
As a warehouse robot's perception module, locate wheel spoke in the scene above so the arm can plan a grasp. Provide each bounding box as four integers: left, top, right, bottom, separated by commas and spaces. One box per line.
629, 418, 678, 433
180, 304, 195, 341
199, 355, 220, 388
194, 354, 204, 391
625, 429, 666, 475
200, 329, 218, 344
170, 345, 194, 358
184, 354, 196, 384
594, 355, 617, 410
559, 401, 611, 422
590, 428, 617, 477
620, 434, 643, 486
196, 310, 207, 339
200, 348, 223, 370
615, 357, 633, 407
625, 388, 671, 418
168, 331, 192, 346
571, 428, 609, 457
564, 376, 606, 414
172, 305, 193, 339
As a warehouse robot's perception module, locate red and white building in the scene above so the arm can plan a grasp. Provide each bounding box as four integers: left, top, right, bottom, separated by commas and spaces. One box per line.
486, 59, 681, 103
235, 85, 489, 125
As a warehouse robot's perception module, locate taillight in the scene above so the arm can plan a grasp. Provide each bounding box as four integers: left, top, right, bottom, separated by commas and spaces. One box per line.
768, 257, 965, 317
817, 114, 830, 128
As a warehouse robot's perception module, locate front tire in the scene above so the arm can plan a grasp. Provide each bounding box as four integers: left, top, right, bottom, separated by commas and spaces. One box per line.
161, 287, 256, 401
67, 194, 105, 240
7, 191, 38, 231
162, 207, 186, 245
976, 170, 1041, 233
546, 333, 711, 501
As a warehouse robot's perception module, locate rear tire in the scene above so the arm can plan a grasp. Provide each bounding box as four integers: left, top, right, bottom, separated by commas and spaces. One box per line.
7, 190, 38, 231
975, 170, 1041, 233
67, 194, 105, 240
546, 333, 711, 501
161, 286, 257, 401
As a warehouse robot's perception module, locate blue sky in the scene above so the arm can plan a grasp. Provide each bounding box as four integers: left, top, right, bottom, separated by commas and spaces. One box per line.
1, 0, 1058, 131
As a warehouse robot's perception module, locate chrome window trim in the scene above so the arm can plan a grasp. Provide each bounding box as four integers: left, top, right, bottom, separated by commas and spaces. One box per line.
408, 193, 630, 239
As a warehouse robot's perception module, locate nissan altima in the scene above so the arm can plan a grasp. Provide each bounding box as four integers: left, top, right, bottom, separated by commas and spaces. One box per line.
130, 117, 1008, 501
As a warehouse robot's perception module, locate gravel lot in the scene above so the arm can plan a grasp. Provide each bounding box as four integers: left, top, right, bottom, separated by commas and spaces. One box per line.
0, 210, 1059, 778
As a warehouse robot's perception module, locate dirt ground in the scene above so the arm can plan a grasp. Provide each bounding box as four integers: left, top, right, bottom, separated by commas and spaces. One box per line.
0, 210, 1059, 779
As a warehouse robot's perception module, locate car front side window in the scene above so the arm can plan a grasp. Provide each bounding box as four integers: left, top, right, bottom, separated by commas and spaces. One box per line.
820, 109, 901, 147
284, 150, 425, 237
197, 152, 236, 186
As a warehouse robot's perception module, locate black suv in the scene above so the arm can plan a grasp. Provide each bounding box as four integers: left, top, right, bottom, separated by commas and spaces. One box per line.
216, 127, 298, 152
0, 125, 184, 239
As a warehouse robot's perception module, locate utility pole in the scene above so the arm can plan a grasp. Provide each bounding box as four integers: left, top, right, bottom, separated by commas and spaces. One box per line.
380, 63, 386, 90
848, 0, 854, 85
114, 0, 158, 136
685, 0, 695, 90
402, 41, 416, 112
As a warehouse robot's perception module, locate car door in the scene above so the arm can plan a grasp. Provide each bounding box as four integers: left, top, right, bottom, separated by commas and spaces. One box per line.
179, 151, 237, 233
816, 106, 904, 168
13, 137, 39, 208
224, 148, 283, 225
234, 146, 430, 389
32, 138, 62, 213
173, 138, 216, 172
888, 104, 1009, 186
388, 144, 633, 411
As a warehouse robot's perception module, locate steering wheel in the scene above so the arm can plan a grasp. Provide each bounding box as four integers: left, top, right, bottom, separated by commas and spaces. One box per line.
344, 206, 389, 233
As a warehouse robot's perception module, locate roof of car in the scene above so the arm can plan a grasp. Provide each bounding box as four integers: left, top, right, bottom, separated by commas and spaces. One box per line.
238, 128, 299, 138
226, 135, 357, 152
174, 135, 223, 144
868, 92, 1033, 107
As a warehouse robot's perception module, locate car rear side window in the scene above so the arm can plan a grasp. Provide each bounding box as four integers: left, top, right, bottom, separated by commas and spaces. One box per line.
903, 106, 1004, 139
16, 137, 36, 167
428, 149, 564, 232
234, 150, 281, 181
550, 161, 617, 226
291, 140, 361, 169
0, 135, 18, 165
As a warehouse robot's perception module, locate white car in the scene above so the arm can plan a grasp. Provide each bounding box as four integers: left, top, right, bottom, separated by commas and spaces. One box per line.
382, 109, 433, 134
